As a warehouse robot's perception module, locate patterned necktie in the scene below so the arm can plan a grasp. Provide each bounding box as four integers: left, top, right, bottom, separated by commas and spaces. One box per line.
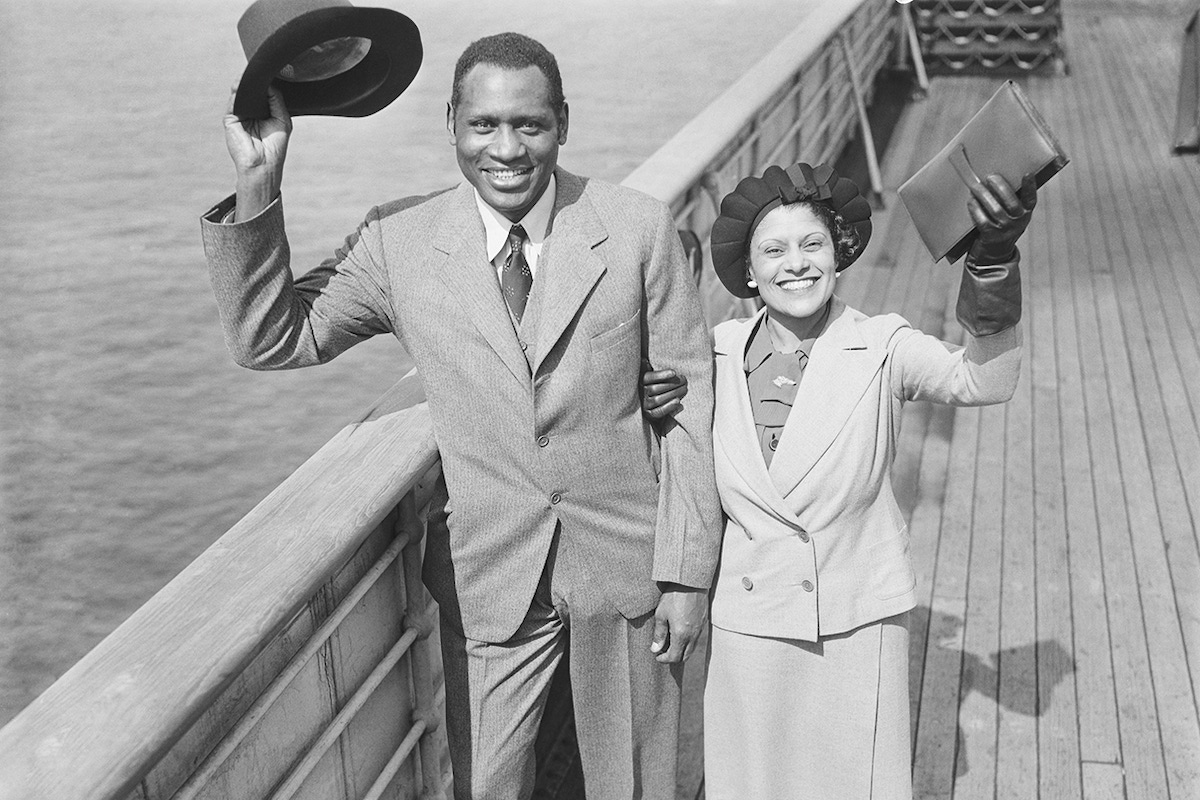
501, 224, 532, 322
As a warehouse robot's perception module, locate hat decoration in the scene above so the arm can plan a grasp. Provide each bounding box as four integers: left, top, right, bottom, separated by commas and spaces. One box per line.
710, 162, 872, 299
233, 0, 423, 120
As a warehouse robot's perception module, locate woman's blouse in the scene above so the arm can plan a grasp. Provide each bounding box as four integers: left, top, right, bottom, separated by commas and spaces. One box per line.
744, 304, 830, 467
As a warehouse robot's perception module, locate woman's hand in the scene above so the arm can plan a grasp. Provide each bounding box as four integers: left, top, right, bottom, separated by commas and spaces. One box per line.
642, 366, 688, 420
967, 172, 1038, 264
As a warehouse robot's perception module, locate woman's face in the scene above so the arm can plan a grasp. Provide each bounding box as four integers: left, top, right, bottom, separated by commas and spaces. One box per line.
748, 203, 838, 324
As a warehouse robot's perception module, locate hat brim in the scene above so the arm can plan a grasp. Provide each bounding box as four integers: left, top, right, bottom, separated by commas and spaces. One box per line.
234, 6, 422, 119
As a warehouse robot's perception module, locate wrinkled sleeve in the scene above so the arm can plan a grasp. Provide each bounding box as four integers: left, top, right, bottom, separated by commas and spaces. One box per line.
642, 202, 723, 589
200, 193, 394, 369
889, 251, 1023, 405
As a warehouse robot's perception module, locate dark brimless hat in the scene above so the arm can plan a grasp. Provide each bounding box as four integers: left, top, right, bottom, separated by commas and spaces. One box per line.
233, 0, 423, 120
709, 162, 872, 298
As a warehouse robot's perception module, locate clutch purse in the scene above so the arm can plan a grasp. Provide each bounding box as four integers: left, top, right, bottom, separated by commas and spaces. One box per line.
898, 80, 1069, 263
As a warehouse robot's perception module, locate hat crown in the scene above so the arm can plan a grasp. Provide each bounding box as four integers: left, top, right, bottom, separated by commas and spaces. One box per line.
238, 0, 355, 57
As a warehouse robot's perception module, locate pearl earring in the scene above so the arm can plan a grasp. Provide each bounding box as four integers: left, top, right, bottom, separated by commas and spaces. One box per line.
747, 279, 758, 288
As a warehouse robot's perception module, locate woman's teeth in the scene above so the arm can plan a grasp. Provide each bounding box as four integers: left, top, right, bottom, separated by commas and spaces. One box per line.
777, 276, 818, 291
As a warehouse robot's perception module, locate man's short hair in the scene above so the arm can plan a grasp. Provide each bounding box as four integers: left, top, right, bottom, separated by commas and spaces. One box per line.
450, 32, 565, 112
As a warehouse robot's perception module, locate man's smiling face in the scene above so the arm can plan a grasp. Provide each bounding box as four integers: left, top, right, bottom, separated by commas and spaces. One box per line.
448, 63, 568, 223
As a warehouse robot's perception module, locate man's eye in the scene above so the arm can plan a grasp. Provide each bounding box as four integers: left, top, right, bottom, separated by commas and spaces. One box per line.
519, 122, 543, 133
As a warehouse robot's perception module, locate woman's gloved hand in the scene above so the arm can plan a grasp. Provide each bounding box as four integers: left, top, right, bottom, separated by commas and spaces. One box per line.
957, 172, 1038, 336
967, 172, 1038, 264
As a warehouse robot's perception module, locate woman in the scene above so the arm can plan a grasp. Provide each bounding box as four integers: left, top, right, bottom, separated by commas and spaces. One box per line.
644, 161, 1035, 798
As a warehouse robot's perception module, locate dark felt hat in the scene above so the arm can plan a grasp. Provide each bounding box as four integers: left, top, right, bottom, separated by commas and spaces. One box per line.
710, 162, 872, 298
233, 0, 422, 119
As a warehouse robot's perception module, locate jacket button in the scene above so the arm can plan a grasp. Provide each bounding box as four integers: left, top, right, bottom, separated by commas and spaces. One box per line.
741, 576, 753, 591
537, 435, 549, 447
550, 492, 562, 505
519, 340, 529, 352
801, 580, 814, 592
798, 531, 810, 543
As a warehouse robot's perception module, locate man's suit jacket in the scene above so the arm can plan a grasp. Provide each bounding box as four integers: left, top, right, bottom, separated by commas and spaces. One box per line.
709, 298, 1021, 642
201, 168, 721, 643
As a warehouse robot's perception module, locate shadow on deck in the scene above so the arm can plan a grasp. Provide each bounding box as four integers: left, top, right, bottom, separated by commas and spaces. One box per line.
677, 2, 1200, 798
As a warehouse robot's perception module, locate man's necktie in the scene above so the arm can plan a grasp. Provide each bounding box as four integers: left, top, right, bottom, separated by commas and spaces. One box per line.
501, 224, 532, 322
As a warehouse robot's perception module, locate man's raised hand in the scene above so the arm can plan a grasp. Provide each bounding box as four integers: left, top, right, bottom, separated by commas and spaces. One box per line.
223, 83, 292, 221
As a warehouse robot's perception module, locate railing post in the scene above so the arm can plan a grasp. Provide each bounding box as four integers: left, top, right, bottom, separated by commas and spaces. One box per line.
900, 2, 930, 96
400, 493, 447, 800
837, 31, 885, 203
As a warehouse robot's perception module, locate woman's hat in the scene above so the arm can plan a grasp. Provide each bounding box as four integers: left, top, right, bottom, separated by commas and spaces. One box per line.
710, 162, 872, 298
233, 0, 423, 120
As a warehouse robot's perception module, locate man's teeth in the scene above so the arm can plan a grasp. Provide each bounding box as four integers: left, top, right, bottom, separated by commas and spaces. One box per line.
488, 168, 530, 180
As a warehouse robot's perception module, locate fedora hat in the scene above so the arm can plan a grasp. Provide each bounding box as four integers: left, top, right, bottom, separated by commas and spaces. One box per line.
233, 0, 422, 119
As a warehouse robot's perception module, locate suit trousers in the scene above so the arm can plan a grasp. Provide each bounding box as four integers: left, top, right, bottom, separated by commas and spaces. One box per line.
439, 530, 683, 800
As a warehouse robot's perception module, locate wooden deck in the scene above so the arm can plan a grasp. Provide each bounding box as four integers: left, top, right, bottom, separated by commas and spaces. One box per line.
684, 2, 1200, 798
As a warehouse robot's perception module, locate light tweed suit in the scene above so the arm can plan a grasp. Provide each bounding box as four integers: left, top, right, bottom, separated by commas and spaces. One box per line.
200, 167, 721, 799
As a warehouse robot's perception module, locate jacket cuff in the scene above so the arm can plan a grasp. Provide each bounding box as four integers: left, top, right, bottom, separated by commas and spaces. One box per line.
957, 248, 1022, 337
200, 193, 281, 225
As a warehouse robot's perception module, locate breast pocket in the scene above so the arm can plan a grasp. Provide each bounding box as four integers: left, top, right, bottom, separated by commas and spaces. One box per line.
589, 311, 641, 357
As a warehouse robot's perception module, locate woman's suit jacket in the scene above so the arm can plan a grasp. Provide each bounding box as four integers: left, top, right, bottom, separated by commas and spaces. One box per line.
709, 298, 1021, 641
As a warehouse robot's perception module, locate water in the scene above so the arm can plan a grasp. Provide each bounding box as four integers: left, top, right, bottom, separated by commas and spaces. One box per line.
0, 0, 815, 723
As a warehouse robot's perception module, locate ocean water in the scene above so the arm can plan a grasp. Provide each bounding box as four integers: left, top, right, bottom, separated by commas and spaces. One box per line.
0, 0, 816, 724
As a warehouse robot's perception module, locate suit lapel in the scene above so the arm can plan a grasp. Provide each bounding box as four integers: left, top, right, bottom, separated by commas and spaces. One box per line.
527, 170, 609, 375
714, 309, 799, 523
768, 298, 887, 498
432, 183, 529, 387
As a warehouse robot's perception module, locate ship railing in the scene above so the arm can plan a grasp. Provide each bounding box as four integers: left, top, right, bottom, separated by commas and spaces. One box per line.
0, 1, 905, 798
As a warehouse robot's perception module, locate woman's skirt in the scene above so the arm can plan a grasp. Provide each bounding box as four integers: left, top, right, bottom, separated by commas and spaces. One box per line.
703, 614, 912, 800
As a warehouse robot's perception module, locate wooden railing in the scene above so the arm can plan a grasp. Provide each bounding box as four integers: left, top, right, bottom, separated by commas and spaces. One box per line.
0, 374, 450, 800
0, 2, 905, 798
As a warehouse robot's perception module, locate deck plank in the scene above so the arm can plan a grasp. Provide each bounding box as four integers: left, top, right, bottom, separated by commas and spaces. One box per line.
1073, 16, 1200, 798
1025, 76, 1085, 800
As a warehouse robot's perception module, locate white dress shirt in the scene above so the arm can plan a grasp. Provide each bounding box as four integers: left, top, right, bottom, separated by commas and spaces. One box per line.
473, 174, 556, 277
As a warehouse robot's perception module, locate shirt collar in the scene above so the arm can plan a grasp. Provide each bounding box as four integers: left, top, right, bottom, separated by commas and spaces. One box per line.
744, 301, 832, 372
474, 174, 557, 262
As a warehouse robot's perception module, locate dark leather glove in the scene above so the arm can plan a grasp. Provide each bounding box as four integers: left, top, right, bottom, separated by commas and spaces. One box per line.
957, 253, 1021, 337
966, 172, 1038, 265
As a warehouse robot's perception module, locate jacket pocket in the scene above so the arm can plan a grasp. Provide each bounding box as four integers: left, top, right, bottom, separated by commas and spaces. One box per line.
589, 311, 640, 356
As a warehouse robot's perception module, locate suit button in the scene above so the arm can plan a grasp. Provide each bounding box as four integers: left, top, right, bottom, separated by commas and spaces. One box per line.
801, 580, 814, 592
519, 340, 529, 351
741, 576, 753, 591
798, 531, 810, 543
537, 435, 549, 447
550, 492, 562, 505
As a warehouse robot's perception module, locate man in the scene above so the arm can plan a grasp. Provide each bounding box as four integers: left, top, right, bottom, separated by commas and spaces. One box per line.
201, 32, 720, 800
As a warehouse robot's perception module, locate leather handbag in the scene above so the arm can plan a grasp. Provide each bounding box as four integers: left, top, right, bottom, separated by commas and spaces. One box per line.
898, 80, 1069, 263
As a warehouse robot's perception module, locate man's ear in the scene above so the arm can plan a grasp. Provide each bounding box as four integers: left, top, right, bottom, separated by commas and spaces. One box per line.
557, 102, 569, 146
446, 103, 457, 144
